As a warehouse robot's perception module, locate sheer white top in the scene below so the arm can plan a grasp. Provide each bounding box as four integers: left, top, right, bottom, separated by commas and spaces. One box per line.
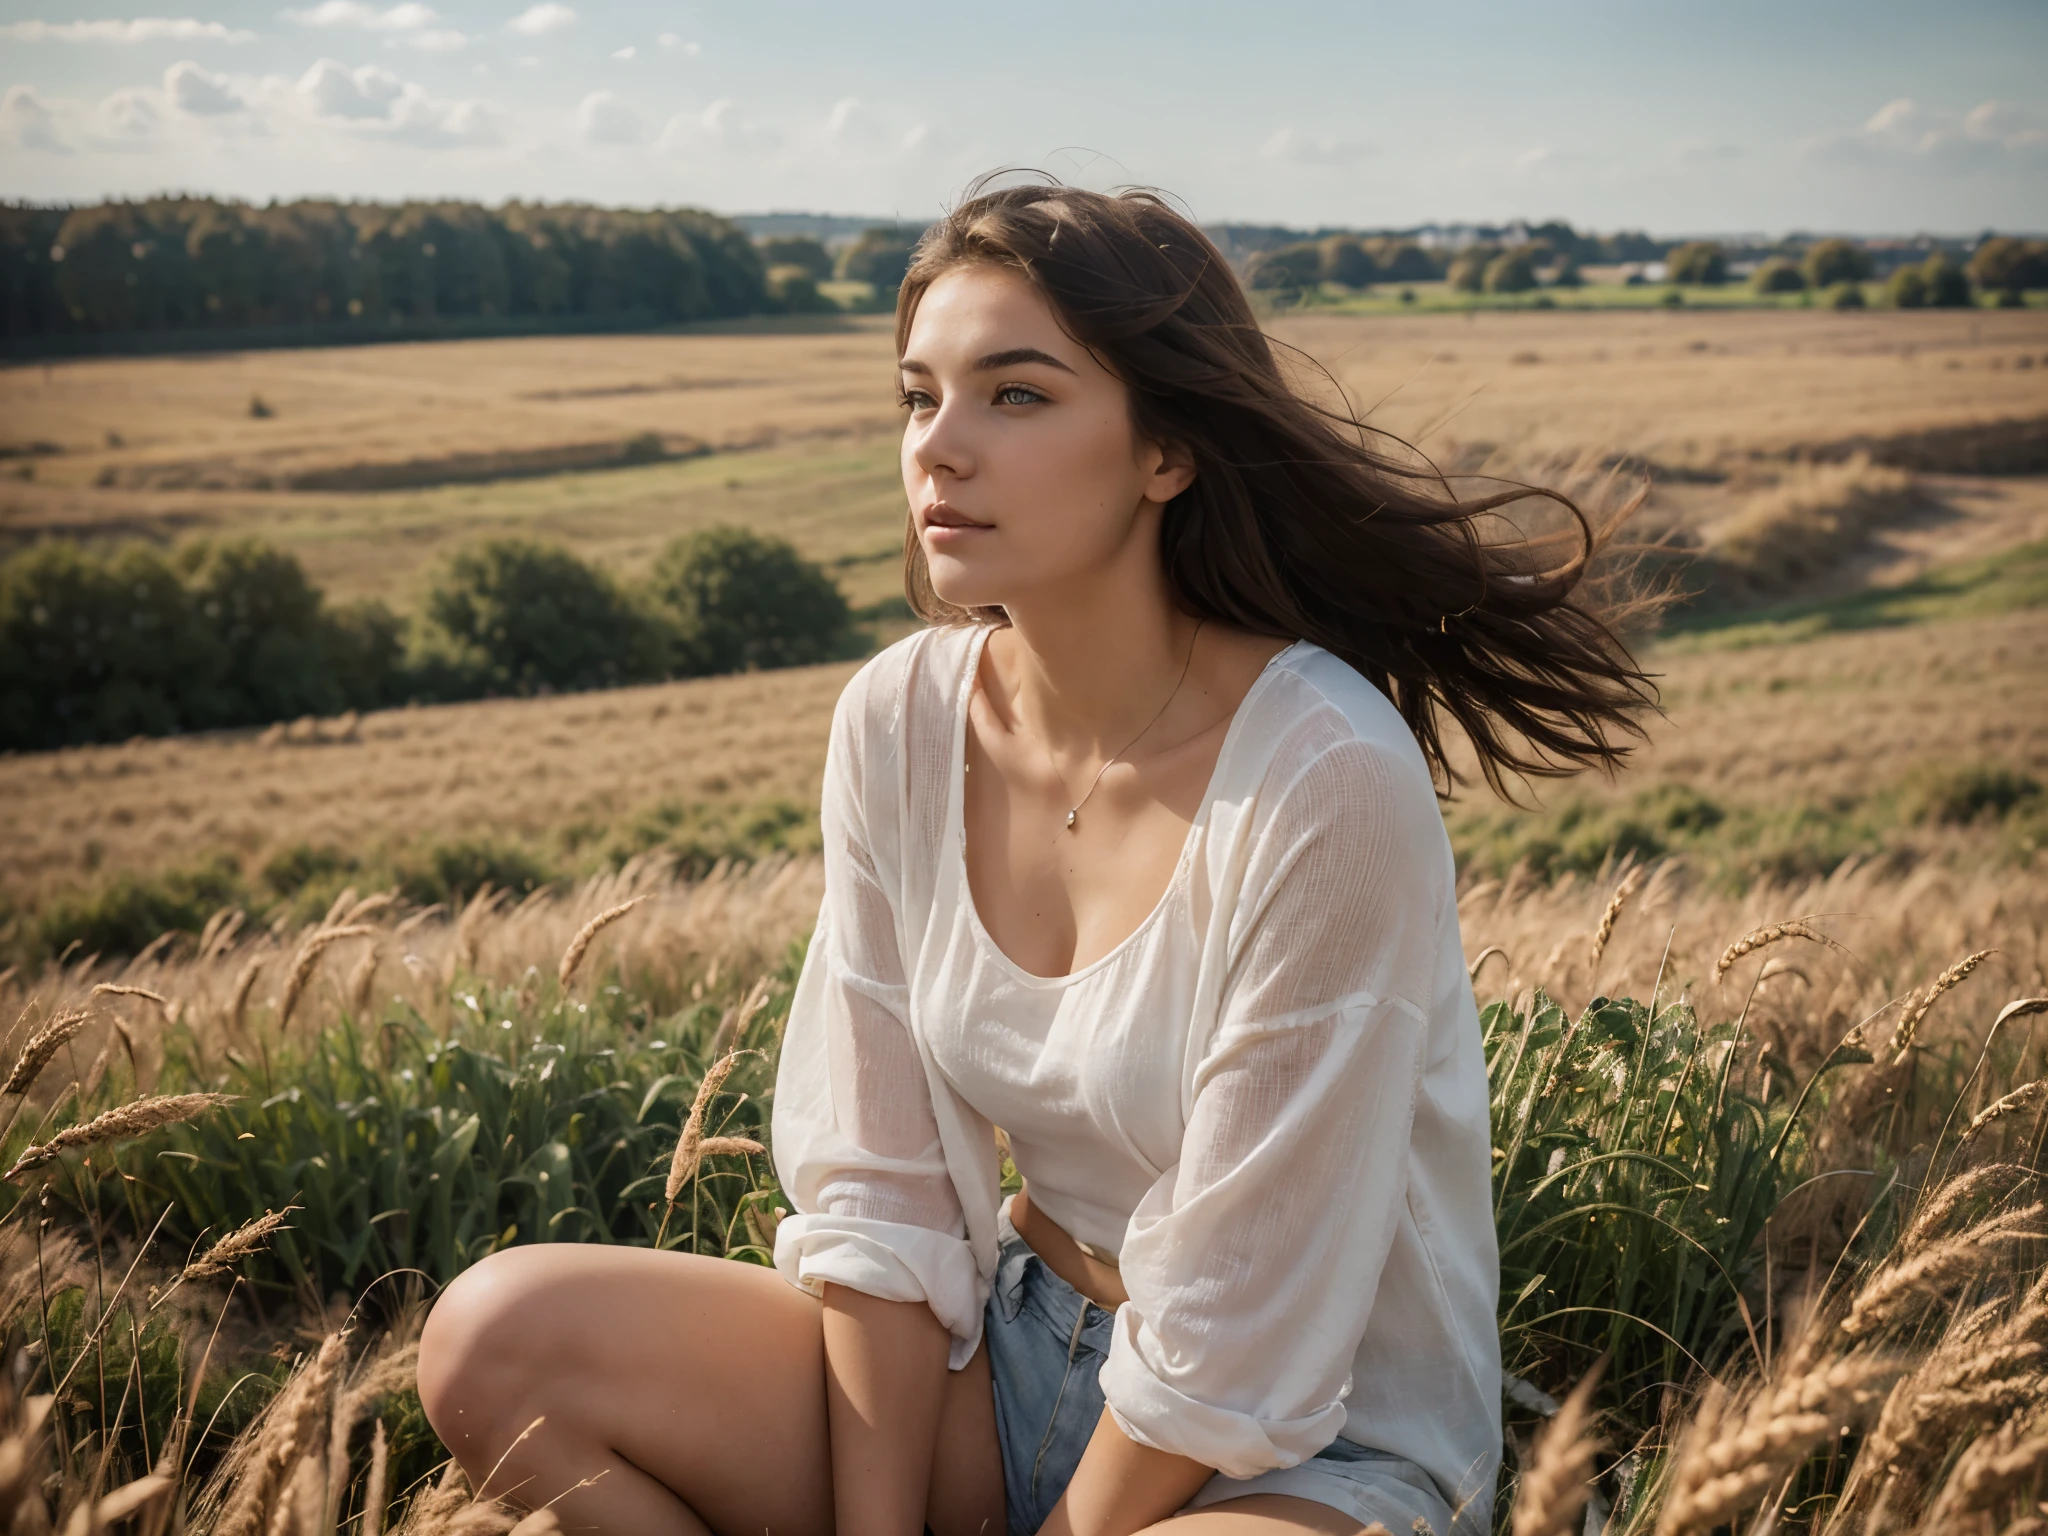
770, 623, 1501, 1514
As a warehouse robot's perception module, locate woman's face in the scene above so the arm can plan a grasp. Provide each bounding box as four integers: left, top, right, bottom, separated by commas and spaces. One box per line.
898, 262, 1192, 612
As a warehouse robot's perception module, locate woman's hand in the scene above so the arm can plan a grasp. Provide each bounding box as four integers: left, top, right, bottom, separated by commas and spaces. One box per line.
820, 1282, 953, 1536
1036, 1409, 1216, 1536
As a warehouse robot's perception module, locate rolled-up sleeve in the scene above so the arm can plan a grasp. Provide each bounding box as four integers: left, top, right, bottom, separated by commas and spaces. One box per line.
1100, 735, 1447, 1477
770, 669, 981, 1356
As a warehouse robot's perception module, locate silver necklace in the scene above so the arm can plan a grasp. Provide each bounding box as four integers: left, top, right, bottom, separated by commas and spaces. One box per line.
1050, 619, 1204, 833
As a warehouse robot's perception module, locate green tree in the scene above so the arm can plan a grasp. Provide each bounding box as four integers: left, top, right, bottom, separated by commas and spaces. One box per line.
766, 264, 833, 314
647, 527, 859, 677
424, 540, 666, 696
1482, 248, 1537, 294
1246, 243, 1323, 292
1918, 254, 1972, 308
1825, 281, 1867, 310
1802, 238, 1872, 290
1967, 236, 2048, 296
838, 226, 922, 292
757, 236, 832, 280
1666, 241, 1728, 285
1750, 257, 1806, 294
1887, 265, 1929, 309
1317, 236, 1376, 288
1447, 244, 1500, 294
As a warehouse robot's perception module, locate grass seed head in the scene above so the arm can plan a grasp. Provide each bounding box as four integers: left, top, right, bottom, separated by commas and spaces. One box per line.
278, 925, 377, 1028
4, 1091, 239, 1180
1714, 916, 1846, 984
1888, 947, 1997, 1064
2, 1008, 89, 1096
1588, 866, 1645, 972
557, 896, 650, 988
1511, 1360, 1605, 1536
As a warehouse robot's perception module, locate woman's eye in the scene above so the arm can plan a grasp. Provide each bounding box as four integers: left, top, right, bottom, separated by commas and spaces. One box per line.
996, 385, 1045, 407
898, 389, 935, 412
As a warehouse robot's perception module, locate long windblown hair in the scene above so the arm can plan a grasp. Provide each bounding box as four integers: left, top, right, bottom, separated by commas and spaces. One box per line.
896, 176, 1664, 799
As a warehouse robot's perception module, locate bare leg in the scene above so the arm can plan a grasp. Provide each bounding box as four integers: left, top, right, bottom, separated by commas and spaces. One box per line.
417, 1243, 1002, 1536
1144, 1496, 1379, 1534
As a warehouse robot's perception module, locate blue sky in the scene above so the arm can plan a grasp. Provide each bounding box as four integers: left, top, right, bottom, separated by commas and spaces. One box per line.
1, 1, 2043, 233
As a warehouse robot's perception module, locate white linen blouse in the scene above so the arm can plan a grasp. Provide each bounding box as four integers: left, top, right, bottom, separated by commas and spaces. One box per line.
770, 622, 1502, 1517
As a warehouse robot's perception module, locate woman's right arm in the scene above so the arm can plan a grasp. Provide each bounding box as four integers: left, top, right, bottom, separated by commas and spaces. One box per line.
770, 663, 976, 1534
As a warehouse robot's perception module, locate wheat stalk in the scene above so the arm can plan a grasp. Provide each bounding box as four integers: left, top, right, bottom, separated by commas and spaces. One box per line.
2, 1008, 89, 1096
1964, 1082, 2048, 1143
4, 1092, 239, 1180
278, 925, 377, 1028
1656, 1354, 1899, 1535
228, 953, 265, 1034
664, 1051, 754, 1207
1844, 1204, 2046, 1338
1714, 917, 1846, 984
89, 983, 171, 1016
361, 1420, 390, 1536
1587, 867, 1644, 973
1903, 1163, 2034, 1254
1925, 1414, 2048, 1525
557, 897, 649, 988
1511, 1361, 1605, 1536
1888, 948, 1996, 1064
179, 1207, 298, 1283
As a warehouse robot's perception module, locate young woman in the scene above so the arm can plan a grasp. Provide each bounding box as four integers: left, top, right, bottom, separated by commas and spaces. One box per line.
417, 180, 1656, 1536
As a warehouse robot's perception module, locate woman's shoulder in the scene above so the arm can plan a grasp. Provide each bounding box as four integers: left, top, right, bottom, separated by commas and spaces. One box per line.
1237, 641, 1441, 814
832, 623, 980, 746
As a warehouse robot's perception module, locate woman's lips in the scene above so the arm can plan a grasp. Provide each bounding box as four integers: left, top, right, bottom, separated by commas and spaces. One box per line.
922, 502, 991, 545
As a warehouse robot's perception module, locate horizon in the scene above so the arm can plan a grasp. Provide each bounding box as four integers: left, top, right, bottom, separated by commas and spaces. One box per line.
1, 1, 2044, 234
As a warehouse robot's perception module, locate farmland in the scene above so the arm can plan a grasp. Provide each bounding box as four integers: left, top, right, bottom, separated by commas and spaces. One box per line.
0, 302, 2044, 1532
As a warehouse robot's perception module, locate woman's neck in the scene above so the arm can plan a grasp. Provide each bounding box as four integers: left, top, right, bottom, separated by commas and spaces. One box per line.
988, 568, 1197, 759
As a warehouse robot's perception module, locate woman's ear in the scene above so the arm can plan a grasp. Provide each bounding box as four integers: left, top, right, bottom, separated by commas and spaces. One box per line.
1144, 438, 1198, 505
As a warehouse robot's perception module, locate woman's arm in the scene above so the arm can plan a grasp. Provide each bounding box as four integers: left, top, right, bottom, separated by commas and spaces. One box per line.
821, 1283, 955, 1536
1037, 1412, 1214, 1536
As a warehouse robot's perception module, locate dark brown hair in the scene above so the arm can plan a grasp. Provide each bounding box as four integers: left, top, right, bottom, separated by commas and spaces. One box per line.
897, 176, 1661, 799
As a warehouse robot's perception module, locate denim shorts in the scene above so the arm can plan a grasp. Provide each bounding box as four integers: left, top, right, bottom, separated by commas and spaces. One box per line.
983, 1204, 1458, 1535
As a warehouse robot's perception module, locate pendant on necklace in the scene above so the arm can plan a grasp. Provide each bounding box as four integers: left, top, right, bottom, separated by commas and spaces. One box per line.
1065, 809, 1078, 831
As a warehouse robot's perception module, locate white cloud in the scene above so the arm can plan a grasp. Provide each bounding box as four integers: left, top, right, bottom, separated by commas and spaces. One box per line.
656, 32, 699, 54
575, 89, 643, 145
166, 59, 244, 114
387, 92, 498, 147
611, 43, 635, 60
0, 17, 255, 43
405, 28, 468, 50
507, 3, 574, 35
1259, 126, 1370, 167
285, 1, 440, 29
1823, 96, 2048, 168
0, 84, 66, 150
298, 58, 404, 118
96, 86, 164, 142
658, 97, 780, 155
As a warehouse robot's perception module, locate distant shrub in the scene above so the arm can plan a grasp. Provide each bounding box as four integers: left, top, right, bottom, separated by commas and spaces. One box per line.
1660, 288, 1684, 308
422, 539, 667, 696
1967, 235, 2048, 295
395, 836, 557, 907
1751, 256, 1806, 294
1446, 246, 1498, 294
1247, 243, 1323, 292
1803, 238, 1872, 290
1482, 249, 1537, 294
1888, 265, 1930, 309
1825, 281, 1867, 310
1550, 260, 1583, 289
647, 525, 859, 677
28, 855, 243, 964
1917, 254, 1973, 308
755, 235, 833, 281
1666, 241, 1728, 285
766, 263, 834, 314
1706, 455, 1915, 595
837, 226, 922, 291
1367, 239, 1437, 282
1317, 235, 1376, 288
1903, 762, 2042, 826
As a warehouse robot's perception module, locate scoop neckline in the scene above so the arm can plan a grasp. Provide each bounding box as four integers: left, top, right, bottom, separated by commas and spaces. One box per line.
949, 624, 1300, 987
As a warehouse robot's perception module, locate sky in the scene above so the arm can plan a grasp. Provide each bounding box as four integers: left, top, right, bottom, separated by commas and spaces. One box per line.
1, 1, 2044, 235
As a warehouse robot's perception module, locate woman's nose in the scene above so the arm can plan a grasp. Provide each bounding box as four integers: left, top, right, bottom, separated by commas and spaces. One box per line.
908, 398, 975, 482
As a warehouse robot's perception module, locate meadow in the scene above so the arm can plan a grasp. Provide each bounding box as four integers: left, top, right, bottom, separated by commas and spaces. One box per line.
0, 301, 2044, 1532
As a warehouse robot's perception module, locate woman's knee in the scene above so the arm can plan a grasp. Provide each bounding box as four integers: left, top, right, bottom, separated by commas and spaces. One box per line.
417, 1246, 567, 1445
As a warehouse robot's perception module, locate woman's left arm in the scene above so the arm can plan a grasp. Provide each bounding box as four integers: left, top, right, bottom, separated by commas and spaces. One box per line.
1046, 735, 1452, 1535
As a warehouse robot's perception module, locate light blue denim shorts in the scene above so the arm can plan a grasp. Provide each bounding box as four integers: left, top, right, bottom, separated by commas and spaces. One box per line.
984, 1205, 1458, 1535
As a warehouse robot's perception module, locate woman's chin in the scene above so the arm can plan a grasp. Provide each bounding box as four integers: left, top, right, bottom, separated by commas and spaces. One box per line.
925, 553, 1008, 612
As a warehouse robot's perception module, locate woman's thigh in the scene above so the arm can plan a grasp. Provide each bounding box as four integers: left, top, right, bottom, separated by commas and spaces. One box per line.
418, 1243, 1002, 1536
1147, 1494, 1380, 1534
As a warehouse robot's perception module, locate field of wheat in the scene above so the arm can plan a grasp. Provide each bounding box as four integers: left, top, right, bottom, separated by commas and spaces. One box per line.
1, 301, 2045, 1532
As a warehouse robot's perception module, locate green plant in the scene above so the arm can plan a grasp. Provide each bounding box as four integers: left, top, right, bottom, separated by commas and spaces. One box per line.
1750, 256, 1805, 294
1826, 280, 1867, 310
1803, 237, 1873, 289
420, 538, 667, 696
836, 225, 922, 292
1887, 264, 1930, 309
647, 525, 861, 677
1665, 241, 1727, 285
755, 235, 833, 281
1483, 249, 1538, 294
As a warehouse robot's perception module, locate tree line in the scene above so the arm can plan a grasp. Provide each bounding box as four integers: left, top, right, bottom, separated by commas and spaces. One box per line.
0, 528, 868, 751
0, 197, 779, 340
